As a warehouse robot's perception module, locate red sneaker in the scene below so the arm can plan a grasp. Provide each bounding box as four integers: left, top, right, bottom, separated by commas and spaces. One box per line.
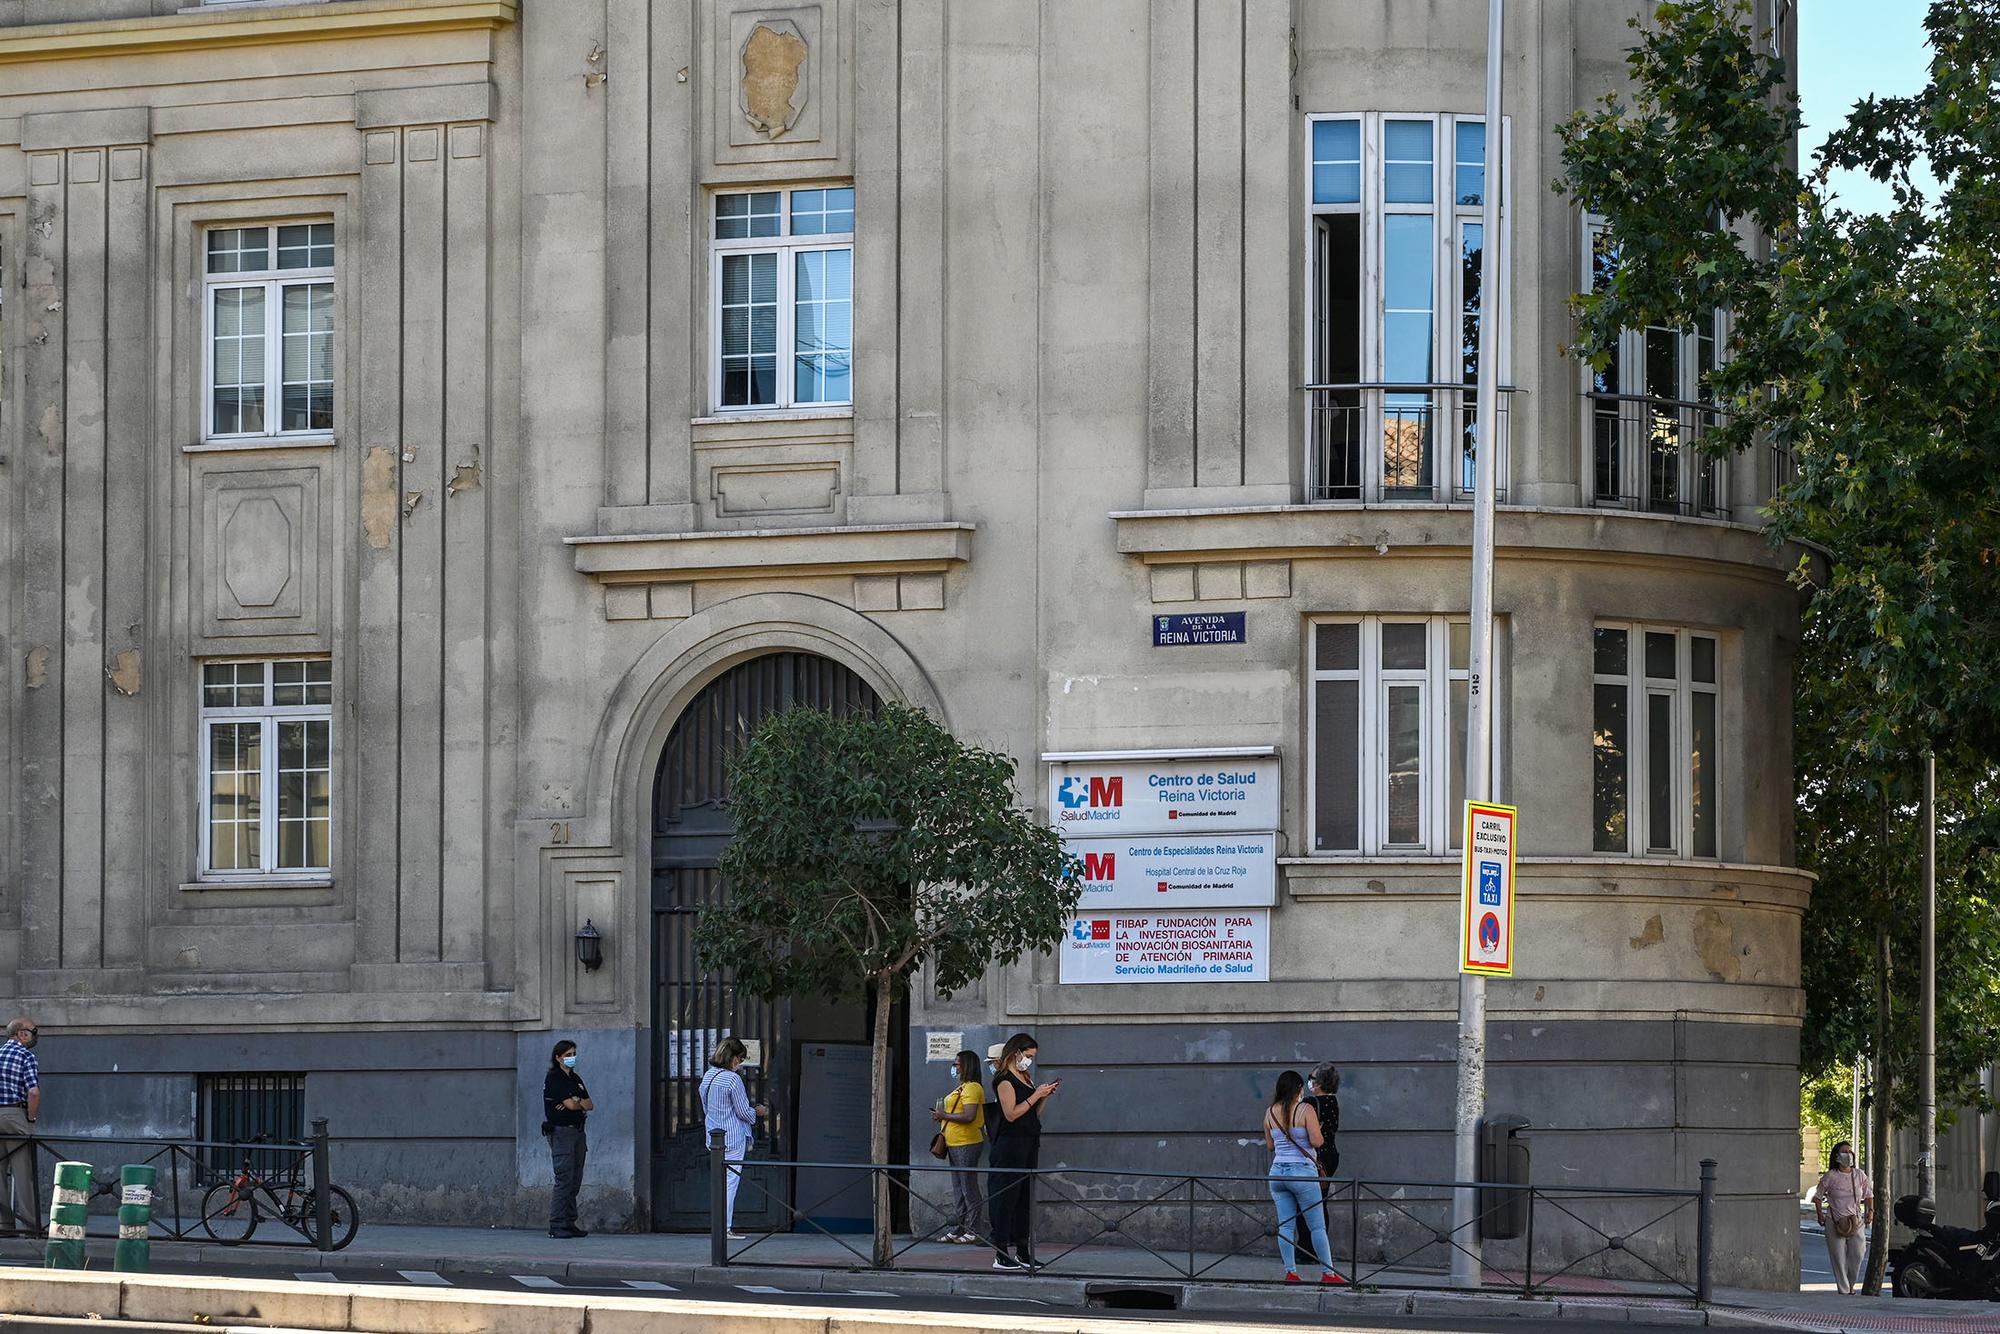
1321, 1272, 1347, 1285
1283, 1271, 1301, 1283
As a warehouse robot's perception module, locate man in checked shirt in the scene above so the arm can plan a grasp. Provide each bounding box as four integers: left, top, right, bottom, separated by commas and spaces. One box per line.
0, 1017, 41, 1236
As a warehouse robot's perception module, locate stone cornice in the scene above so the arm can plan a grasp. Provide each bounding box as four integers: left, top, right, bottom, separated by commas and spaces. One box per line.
1112, 502, 1811, 585
0, 0, 516, 66
567, 521, 976, 584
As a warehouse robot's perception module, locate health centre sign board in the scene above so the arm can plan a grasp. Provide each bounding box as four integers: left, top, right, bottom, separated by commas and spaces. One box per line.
1072, 832, 1278, 910
1059, 910, 1270, 984
1046, 753, 1279, 837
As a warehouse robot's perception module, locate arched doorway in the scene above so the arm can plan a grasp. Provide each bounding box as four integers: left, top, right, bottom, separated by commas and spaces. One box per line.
648, 651, 885, 1229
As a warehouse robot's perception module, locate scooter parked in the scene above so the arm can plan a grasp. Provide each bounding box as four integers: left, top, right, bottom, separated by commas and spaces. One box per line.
1888, 1171, 2000, 1300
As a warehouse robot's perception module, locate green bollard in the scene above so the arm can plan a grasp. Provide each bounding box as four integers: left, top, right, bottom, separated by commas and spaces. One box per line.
44, 1162, 92, 1270
114, 1164, 156, 1273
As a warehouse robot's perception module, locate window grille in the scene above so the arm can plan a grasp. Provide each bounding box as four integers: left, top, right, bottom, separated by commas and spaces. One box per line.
197, 1073, 306, 1183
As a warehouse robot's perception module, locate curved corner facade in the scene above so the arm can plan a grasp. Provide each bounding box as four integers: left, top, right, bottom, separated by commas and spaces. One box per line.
0, 0, 1805, 1288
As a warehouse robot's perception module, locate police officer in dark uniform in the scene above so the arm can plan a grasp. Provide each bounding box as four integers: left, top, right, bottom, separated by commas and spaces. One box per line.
543, 1039, 593, 1239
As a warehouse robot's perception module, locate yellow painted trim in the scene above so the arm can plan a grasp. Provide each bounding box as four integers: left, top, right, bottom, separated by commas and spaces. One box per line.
0, 0, 516, 66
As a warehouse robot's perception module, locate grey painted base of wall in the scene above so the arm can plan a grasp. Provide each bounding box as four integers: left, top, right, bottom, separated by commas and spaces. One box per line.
36, 1014, 1801, 1289
38, 1028, 638, 1232
905, 1017, 1802, 1291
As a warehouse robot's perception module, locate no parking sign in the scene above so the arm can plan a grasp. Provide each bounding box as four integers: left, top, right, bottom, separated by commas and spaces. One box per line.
1459, 801, 1517, 976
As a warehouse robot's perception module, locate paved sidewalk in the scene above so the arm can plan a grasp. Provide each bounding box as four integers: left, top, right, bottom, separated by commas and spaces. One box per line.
2, 1221, 1997, 1331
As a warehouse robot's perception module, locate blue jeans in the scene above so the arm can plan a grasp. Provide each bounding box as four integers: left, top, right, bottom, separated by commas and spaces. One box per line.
1269, 1163, 1333, 1275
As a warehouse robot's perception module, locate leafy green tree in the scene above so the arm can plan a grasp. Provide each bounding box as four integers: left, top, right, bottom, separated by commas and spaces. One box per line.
1556, 0, 2000, 1291
694, 701, 1081, 1265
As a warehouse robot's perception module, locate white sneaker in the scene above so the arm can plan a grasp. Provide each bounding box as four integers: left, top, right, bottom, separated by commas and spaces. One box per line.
726, 1231, 750, 1241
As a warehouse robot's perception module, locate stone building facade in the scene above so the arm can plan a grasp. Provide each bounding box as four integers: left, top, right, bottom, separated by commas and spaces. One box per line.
0, 0, 1805, 1287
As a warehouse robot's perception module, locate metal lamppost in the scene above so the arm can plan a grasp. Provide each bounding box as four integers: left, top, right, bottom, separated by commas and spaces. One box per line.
1451, 0, 1506, 1290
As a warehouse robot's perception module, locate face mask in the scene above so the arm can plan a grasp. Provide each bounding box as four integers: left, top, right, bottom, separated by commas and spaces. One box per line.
562, 1055, 578, 1069
1017, 1057, 1033, 1074
1836, 1152, 1854, 1168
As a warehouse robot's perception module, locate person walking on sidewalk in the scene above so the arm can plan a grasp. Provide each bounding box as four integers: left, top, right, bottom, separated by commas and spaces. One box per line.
1811, 1140, 1873, 1295
543, 1039, 594, 1239
0, 1018, 40, 1237
700, 1037, 767, 1240
930, 1049, 986, 1243
987, 1032, 1057, 1272
1264, 1070, 1338, 1284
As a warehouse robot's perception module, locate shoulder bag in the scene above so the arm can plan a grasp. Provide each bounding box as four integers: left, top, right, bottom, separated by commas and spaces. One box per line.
928, 1087, 963, 1160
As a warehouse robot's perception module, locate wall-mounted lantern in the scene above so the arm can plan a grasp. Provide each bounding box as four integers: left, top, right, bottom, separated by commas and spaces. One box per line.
574, 918, 604, 972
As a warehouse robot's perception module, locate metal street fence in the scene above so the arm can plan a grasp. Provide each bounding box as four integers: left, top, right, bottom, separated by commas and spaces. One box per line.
707, 1131, 1715, 1304
16, 1118, 353, 1250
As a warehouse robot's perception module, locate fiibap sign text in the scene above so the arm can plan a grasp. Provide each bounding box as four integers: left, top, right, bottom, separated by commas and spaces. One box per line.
1059, 909, 1270, 984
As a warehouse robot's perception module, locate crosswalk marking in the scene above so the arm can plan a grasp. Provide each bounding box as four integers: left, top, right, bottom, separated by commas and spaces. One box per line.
293, 1272, 339, 1283
398, 1270, 452, 1286
512, 1274, 563, 1289
737, 1284, 789, 1294
621, 1280, 677, 1291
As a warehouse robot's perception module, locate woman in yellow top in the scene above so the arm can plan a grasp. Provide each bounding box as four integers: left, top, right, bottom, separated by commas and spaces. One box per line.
930, 1049, 986, 1243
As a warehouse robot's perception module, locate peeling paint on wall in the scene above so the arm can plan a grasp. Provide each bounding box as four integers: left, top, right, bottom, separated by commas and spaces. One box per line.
1628, 914, 1665, 950
447, 445, 482, 498
25, 645, 49, 689
361, 446, 396, 549
740, 22, 808, 138
107, 650, 142, 697
1694, 906, 1741, 982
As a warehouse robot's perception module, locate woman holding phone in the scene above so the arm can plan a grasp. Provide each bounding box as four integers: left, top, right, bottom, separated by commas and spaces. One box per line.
986, 1032, 1058, 1272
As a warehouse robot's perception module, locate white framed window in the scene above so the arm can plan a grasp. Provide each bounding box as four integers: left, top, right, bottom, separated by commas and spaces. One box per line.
1592, 625, 1720, 859
1768, 0, 1793, 58
199, 659, 333, 878
710, 187, 853, 411
1308, 616, 1500, 857
1584, 218, 1728, 515
1306, 113, 1510, 503
203, 223, 335, 443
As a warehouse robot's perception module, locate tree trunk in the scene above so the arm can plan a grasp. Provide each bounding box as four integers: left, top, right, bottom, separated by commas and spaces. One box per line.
1863, 791, 1894, 1296
870, 969, 894, 1268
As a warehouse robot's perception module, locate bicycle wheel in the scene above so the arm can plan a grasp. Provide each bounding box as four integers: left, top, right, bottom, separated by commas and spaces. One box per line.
199, 1182, 260, 1244
300, 1185, 360, 1251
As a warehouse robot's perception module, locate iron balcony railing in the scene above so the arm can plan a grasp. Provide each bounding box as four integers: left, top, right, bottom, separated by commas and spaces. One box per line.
1586, 391, 1731, 518
1306, 382, 1517, 504
706, 1132, 1718, 1305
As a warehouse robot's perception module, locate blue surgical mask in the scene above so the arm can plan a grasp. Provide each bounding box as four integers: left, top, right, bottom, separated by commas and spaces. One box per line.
562, 1054, 578, 1069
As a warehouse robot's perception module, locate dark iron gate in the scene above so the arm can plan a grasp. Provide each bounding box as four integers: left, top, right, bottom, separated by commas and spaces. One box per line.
649, 652, 879, 1230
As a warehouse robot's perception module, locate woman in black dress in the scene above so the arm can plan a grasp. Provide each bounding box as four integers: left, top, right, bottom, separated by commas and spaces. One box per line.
986, 1031, 1059, 1272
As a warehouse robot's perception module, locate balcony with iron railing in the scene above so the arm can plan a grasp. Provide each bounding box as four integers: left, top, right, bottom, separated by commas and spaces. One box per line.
1586, 391, 1729, 518
1307, 382, 1515, 504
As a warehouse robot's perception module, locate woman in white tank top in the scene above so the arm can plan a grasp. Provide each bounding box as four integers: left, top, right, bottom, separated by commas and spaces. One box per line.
1263, 1070, 1338, 1282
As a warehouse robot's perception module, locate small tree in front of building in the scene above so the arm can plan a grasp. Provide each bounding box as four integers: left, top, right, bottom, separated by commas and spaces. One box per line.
694, 701, 1081, 1266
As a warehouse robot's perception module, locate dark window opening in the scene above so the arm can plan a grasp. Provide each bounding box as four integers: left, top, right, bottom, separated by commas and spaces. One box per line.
198, 1073, 306, 1183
